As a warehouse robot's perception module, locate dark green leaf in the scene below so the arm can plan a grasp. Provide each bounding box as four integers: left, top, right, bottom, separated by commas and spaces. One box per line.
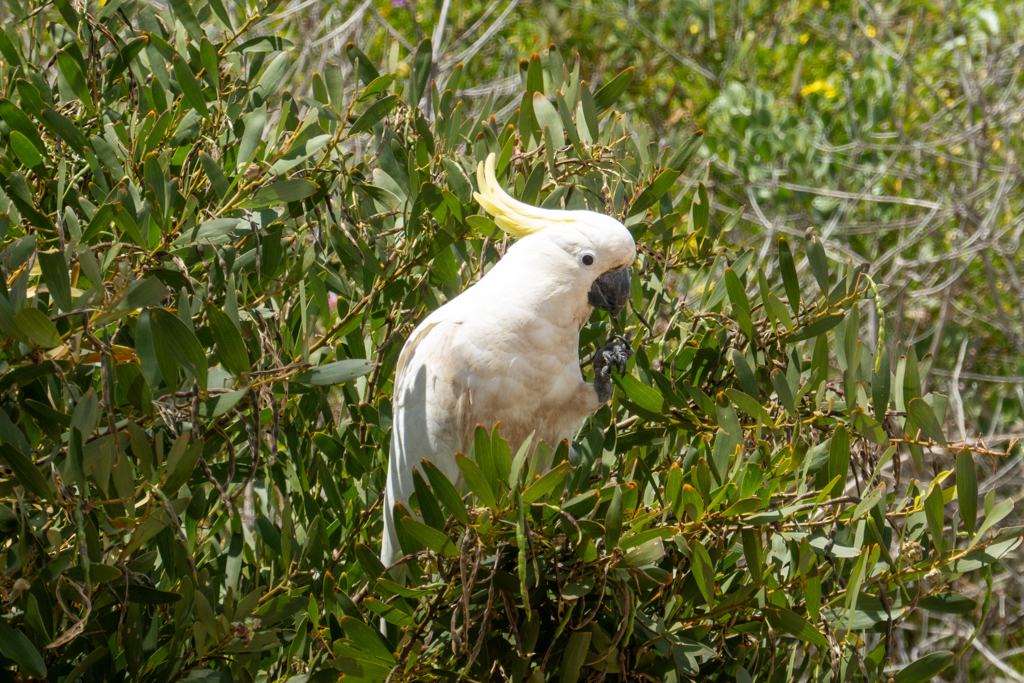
593, 67, 634, 111
245, 179, 319, 208
907, 398, 946, 447
408, 38, 431, 106
349, 95, 398, 136
151, 308, 208, 389
783, 314, 844, 343
0, 442, 53, 502
15, 308, 60, 348
208, 307, 250, 376
172, 56, 210, 119
628, 168, 681, 217
421, 460, 469, 525
456, 454, 496, 509
667, 130, 704, 172
0, 617, 46, 678
805, 231, 829, 295
56, 51, 93, 110
957, 449, 978, 536
893, 651, 954, 683
41, 108, 89, 154
763, 605, 828, 648
777, 238, 800, 316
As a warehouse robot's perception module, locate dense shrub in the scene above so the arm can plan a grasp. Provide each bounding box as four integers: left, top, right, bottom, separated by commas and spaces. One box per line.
0, 2, 1017, 682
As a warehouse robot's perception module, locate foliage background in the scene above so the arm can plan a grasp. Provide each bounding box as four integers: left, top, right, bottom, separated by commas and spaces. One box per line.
0, 0, 1023, 681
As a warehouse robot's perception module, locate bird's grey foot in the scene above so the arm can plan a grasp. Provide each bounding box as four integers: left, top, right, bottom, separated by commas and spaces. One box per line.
594, 335, 634, 403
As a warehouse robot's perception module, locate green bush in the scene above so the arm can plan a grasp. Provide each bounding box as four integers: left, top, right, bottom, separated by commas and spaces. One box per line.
0, 2, 1017, 682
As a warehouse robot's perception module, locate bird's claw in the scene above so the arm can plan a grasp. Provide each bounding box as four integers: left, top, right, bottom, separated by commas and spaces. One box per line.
595, 335, 633, 377
593, 335, 634, 402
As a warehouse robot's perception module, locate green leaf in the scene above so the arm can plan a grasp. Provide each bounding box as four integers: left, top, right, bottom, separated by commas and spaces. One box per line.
56, 50, 94, 110
345, 43, 381, 86
0, 100, 45, 154
199, 38, 220, 89
356, 542, 387, 580
408, 38, 432, 106
741, 528, 763, 585
41, 108, 89, 154
827, 425, 850, 486
0, 443, 54, 503
234, 36, 294, 54
65, 562, 122, 583
126, 585, 184, 603
412, 468, 445, 531
872, 345, 890, 423
522, 461, 571, 503
0, 29, 21, 66
237, 105, 266, 171
421, 460, 469, 524
10, 131, 43, 167
15, 308, 60, 348
398, 517, 457, 557
593, 66, 634, 112
893, 651, 954, 683
805, 231, 829, 295
163, 440, 201, 494
771, 369, 797, 416
167, 0, 204, 42
605, 485, 623, 549
208, 307, 250, 376
956, 449, 978, 536
667, 129, 704, 172
151, 308, 208, 389
907, 398, 946, 447
0, 617, 46, 678
198, 152, 229, 198
725, 388, 772, 425
293, 359, 375, 386
777, 238, 800, 316
763, 605, 828, 648
917, 592, 976, 614
629, 168, 681, 217
38, 250, 72, 312
614, 373, 664, 413
245, 179, 319, 208
724, 268, 754, 337
690, 539, 715, 607
349, 95, 398, 136
456, 453, 496, 509
532, 92, 565, 147
783, 313, 844, 343
925, 483, 945, 558
559, 631, 592, 683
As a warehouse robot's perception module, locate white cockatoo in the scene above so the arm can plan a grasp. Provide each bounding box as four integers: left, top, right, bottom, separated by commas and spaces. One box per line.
381, 152, 636, 570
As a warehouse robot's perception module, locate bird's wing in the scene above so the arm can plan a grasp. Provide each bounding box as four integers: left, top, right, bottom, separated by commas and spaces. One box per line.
382, 317, 468, 567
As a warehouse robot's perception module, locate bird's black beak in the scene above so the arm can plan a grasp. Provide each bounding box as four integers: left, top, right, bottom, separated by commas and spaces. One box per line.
588, 268, 631, 316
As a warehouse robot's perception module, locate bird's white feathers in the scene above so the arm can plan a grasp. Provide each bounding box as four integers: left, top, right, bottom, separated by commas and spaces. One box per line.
382, 153, 636, 571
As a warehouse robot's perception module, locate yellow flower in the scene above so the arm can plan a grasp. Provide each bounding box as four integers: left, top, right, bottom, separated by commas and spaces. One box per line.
690, 24, 699, 34
821, 0, 829, 7
866, 25, 877, 38
800, 33, 809, 45
800, 80, 837, 98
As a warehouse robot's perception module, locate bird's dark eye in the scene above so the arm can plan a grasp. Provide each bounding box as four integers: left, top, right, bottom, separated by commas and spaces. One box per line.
581, 253, 595, 266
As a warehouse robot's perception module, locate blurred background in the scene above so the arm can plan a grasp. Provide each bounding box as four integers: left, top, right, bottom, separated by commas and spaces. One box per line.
247, 0, 1024, 676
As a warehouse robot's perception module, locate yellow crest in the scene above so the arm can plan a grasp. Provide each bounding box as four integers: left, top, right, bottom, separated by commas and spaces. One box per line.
474, 153, 572, 238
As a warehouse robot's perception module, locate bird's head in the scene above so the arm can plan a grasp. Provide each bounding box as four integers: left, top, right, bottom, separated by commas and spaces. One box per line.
474, 153, 636, 316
